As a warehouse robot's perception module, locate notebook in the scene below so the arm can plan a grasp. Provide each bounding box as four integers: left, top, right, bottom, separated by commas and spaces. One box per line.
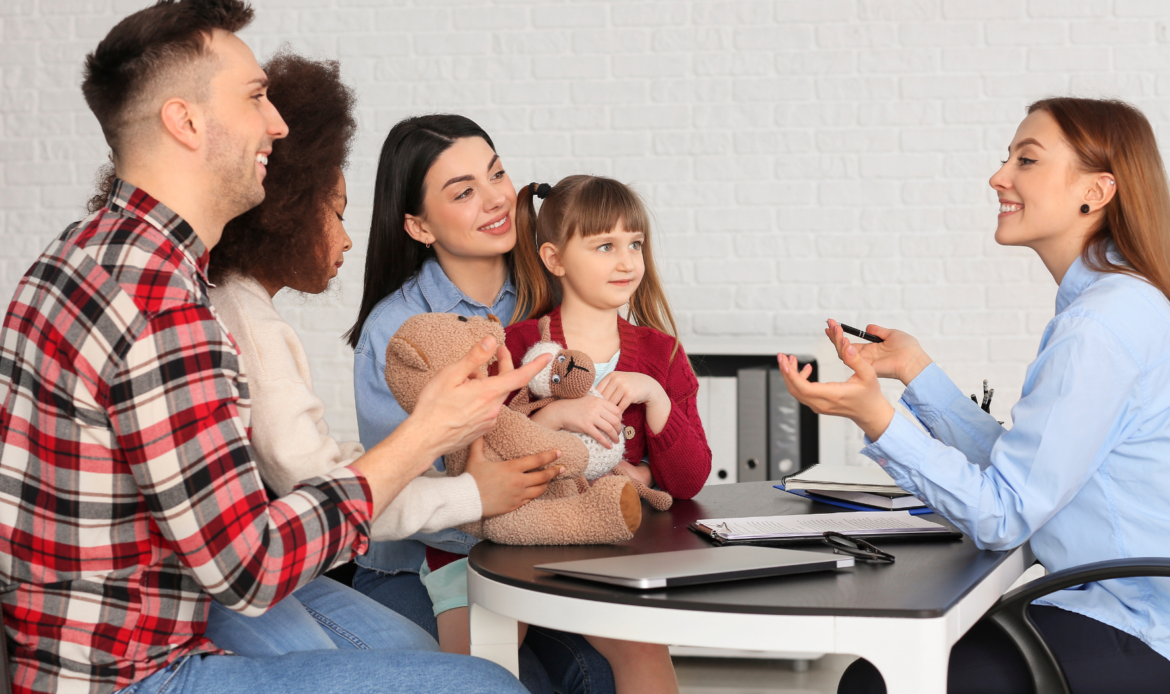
534, 546, 852, 589
690, 510, 959, 546
780, 462, 906, 493
805, 489, 926, 511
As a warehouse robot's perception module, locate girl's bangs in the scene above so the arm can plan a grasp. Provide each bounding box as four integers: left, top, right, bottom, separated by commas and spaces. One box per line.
567, 179, 650, 239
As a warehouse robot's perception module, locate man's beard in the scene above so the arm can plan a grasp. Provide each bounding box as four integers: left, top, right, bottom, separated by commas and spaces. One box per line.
206, 117, 265, 220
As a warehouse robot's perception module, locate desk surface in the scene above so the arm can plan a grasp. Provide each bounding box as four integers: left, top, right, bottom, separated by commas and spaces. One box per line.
469, 481, 1024, 619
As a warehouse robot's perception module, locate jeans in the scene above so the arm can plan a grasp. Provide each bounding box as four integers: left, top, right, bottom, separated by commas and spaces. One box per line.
353, 566, 617, 694
837, 604, 1170, 694
203, 576, 437, 656
116, 650, 527, 694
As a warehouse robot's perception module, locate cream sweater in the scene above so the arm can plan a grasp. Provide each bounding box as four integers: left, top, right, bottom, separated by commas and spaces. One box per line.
209, 274, 482, 542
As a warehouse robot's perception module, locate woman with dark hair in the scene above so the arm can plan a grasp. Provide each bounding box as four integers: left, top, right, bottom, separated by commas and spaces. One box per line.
782, 99, 1170, 694
348, 115, 617, 694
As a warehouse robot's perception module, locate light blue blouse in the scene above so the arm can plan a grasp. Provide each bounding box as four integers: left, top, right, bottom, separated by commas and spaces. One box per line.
352, 258, 517, 573
865, 254, 1170, 659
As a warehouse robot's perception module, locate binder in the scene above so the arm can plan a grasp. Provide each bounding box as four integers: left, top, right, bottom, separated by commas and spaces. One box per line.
736, 367, 768, 482
777, 487, 935, 516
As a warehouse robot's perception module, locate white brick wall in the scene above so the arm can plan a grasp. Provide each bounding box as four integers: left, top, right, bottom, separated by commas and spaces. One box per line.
4, 0, 1170, 460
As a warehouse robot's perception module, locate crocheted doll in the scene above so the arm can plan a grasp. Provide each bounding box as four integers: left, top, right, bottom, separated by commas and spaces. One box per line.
383, 312, 641, 545
509, 316, 673, 512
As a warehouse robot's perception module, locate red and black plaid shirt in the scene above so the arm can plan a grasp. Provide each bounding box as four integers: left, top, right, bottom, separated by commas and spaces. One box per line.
0, 181, 372, 694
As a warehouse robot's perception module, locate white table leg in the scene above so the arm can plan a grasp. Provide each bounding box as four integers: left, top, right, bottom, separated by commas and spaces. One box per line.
836, 615, 953, 694
469, 601, 519, 677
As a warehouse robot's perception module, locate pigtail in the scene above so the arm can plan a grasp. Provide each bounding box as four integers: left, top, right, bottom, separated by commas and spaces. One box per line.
511, 183, 560, 323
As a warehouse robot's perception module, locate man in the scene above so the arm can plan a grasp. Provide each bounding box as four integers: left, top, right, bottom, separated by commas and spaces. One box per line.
0, 2, 554, 693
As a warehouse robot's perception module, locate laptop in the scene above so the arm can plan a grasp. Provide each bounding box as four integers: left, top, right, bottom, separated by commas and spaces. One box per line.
534, 546, 852, 589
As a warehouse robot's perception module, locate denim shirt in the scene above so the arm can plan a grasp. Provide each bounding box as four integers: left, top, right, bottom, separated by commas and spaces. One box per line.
353, 258, 517, 574
864, 254, 1170, 660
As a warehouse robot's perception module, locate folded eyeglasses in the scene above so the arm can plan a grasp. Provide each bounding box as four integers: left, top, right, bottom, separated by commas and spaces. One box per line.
821, 531, 896, 564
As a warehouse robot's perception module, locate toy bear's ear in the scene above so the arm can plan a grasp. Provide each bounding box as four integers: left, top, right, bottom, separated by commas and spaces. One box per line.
388, 336, 430, 371
538, 316, 552, 343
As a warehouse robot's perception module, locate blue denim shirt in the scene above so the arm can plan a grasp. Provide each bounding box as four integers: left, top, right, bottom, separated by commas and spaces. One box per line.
353, 258, 517, 574
865, 254, 1170, 660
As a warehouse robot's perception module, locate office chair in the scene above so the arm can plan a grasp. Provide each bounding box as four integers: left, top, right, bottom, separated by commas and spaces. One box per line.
982, 557, 1170, 694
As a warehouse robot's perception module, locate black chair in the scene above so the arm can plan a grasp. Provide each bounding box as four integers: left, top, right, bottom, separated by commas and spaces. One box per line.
982, 557, 1170, 694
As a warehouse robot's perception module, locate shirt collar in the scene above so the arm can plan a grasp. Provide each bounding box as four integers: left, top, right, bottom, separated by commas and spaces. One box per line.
416, 257, 516, 313
1055, 251, 1116, 314
107, 178, 211, 282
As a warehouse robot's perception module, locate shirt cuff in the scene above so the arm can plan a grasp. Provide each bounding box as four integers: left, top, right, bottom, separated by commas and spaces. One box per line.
859, 412, 932, 494
328, 465, 374, 556
899, 362, 967, 429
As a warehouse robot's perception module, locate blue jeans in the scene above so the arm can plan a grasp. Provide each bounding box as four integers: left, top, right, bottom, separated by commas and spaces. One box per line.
353, 566, 617, 694
203, 576, 436, 655
117, 650, 527, 694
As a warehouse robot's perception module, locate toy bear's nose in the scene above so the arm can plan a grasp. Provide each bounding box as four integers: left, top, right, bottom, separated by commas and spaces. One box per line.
457, 316, 468, 322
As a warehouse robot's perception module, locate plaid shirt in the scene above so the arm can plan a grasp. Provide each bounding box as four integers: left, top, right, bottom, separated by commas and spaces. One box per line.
0, 181, 372, 694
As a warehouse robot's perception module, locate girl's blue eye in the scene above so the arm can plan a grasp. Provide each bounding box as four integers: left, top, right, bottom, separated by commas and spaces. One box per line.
598, 243, 612, 252
630, 241, 642, 250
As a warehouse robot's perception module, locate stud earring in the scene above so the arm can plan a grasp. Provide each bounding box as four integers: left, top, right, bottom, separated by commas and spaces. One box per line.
1080, 204, 1091, 214
426, 242, 431, 249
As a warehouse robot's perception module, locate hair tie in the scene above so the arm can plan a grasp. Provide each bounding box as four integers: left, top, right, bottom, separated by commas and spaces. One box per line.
531, 182, 552, 199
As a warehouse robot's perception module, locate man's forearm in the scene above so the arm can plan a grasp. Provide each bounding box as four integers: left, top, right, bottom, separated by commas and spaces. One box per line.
350, 416, 443, 521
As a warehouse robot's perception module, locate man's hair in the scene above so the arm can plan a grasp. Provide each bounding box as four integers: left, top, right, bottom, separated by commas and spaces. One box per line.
81, 0, 254, 157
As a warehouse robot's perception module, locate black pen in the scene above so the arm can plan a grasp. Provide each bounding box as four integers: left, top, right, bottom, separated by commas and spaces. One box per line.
838, 323, 884, 343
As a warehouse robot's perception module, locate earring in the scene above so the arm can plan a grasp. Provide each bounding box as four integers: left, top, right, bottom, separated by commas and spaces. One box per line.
426, 242, 431, 249
1080, 204, 1091, 214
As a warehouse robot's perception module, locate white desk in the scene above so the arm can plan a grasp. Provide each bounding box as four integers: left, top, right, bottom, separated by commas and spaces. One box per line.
467, 481, 1031, 694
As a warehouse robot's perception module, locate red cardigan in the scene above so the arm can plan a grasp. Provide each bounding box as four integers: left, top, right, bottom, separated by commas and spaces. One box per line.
505, 306, 712, 500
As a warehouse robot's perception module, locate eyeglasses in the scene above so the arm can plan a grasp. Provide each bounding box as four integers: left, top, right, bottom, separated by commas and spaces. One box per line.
822, 532, 895, 564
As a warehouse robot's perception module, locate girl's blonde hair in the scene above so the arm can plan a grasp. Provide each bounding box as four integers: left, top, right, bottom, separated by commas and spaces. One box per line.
512, 175, 682, 358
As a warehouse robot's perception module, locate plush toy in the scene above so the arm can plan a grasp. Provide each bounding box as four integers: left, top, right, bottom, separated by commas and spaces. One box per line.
509, 317, 673, 512
383, 312, 641, 545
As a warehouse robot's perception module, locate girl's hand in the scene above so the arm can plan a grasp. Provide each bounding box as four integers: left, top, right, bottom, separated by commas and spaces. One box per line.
826, 319, 933, 386
616, 460, 653, 488
778, 345, 895, 442
530, 397, 623, 449
598, 371, 671, 434
597, 372, 665, 412
465, 438, 564, 518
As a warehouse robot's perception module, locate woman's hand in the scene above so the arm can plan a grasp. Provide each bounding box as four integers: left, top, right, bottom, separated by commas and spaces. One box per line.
778, 339, 896, 442
826, 319, 933, 386
530, 397, 623, 449
597, 371, 671, 434
465, 438, 564, 518
406, 338, 551, 465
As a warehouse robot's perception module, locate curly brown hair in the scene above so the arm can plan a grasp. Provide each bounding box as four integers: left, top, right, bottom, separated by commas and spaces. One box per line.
86, 47, 357, 292
210, 48, 357, 289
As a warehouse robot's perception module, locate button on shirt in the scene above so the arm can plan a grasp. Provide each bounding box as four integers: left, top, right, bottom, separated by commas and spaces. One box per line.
864, 254, 1170, 659
0, 181, 372, 694
352, 258, 516, 571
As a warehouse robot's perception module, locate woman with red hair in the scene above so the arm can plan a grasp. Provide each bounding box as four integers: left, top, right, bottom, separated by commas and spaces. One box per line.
784, 98, 1170, 694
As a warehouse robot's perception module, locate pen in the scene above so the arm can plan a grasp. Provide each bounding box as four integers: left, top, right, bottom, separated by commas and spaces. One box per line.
838, 323, 884, 343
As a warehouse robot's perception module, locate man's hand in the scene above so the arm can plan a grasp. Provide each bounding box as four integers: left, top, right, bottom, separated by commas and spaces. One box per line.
465, 439, 564, 518
408, 337, 552, 464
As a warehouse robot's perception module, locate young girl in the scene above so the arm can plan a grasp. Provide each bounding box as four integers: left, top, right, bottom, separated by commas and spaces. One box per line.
426, 175, 712, 693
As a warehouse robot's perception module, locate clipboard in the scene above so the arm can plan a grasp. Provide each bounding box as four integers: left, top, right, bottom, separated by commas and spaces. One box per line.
688, 512, 961, 547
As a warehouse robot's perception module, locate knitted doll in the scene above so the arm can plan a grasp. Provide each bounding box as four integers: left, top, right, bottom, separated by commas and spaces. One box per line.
383, 312, 641, 545
510, 317, 673, 512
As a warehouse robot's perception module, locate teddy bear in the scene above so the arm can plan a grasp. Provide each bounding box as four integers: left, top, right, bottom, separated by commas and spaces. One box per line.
383, 312, 641, 545
509, 316, 673, 512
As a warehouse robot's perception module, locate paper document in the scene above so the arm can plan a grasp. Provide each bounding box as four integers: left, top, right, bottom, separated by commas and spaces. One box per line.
781, 463, 907, 494
696, 511, 949, 541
